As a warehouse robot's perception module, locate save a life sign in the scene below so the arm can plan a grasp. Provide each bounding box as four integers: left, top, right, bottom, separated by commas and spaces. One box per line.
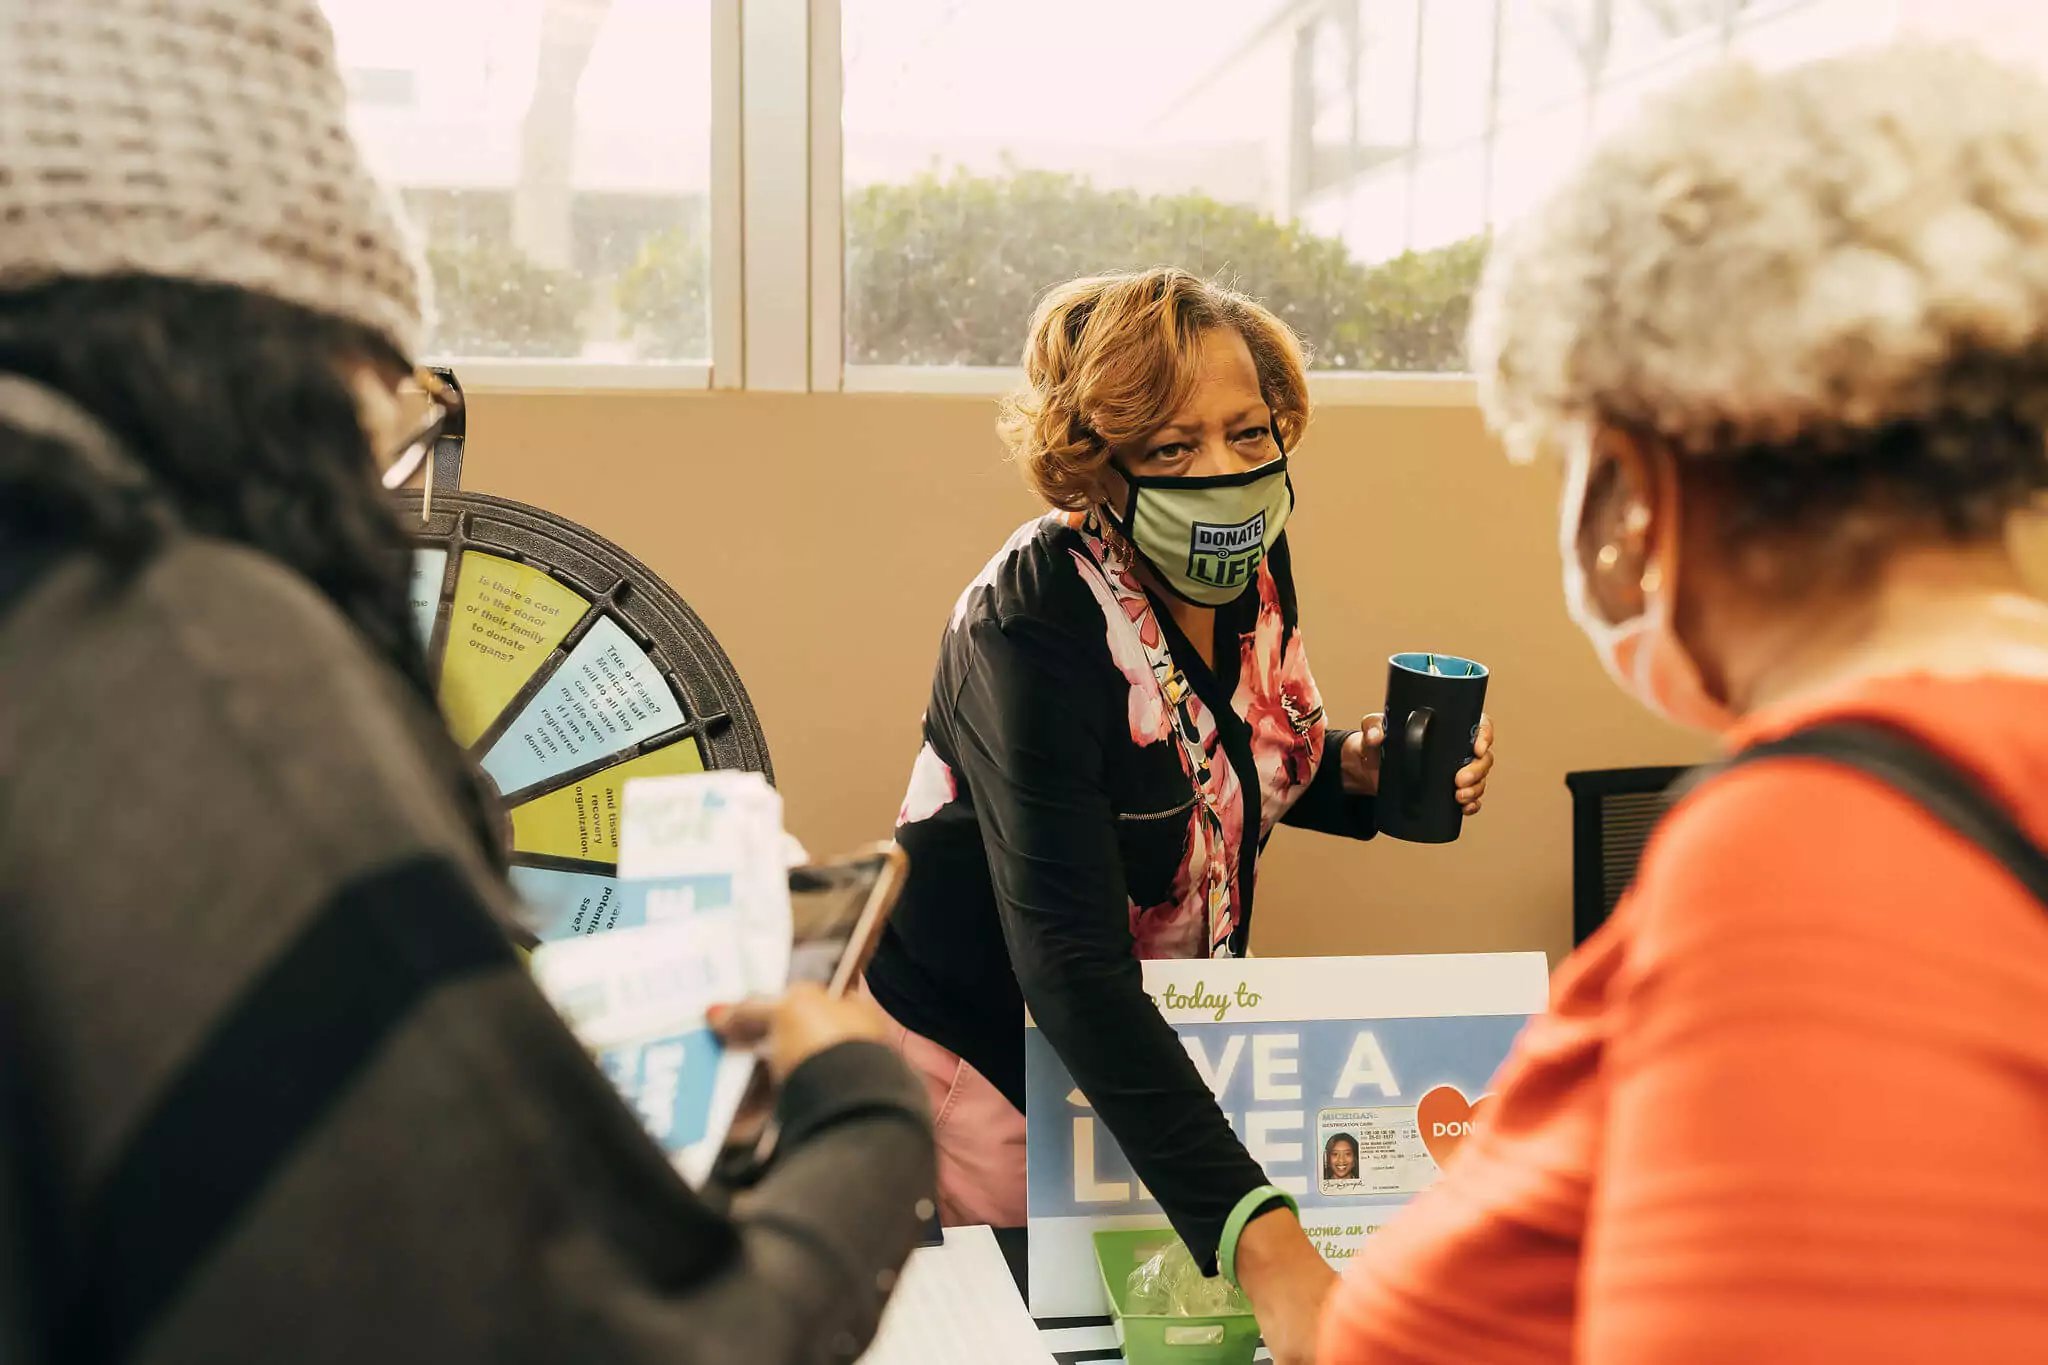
1025, 952, 1547, 1316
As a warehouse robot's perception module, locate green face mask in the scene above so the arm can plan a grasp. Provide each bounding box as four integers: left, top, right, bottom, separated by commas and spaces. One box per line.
1107, 454, 1294, 606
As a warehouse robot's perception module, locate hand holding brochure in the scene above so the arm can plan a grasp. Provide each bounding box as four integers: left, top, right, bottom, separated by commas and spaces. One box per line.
527, 918, 753, 1185
529, 772, 787, 1184
524, 773, 905, 1185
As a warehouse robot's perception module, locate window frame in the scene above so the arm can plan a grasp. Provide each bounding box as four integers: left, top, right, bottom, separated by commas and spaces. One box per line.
813, 0, 1485, 404
439, 0, 1814, 401
416, 0, 741, 393
839, 364, 1480, 407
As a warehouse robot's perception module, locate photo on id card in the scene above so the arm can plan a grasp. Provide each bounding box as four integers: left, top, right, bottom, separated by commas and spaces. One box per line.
1317, 1106, 1439, 1197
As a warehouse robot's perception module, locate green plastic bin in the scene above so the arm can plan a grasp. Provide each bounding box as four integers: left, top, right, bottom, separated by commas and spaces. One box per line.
1091, 1228, 1262, 1365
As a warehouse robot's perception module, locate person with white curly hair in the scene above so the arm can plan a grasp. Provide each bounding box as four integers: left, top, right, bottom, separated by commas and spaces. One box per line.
1321, 43, 2048, 1365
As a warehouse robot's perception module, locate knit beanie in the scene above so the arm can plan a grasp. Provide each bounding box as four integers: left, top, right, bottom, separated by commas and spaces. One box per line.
0, 0, 427, 358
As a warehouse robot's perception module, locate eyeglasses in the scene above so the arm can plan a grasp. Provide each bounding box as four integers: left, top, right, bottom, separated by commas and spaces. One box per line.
380, 366, 462, 492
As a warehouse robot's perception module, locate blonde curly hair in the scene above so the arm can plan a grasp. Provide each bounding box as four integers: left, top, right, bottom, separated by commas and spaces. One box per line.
1471, 44, 2048, 535
998, 269, 1310, 510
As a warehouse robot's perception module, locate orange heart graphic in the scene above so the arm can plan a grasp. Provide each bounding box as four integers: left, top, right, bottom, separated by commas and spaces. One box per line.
1417, 1085, 1494, 1169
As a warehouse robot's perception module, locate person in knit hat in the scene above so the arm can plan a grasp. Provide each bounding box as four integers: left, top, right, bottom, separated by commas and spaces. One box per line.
0, 3, 934, 1362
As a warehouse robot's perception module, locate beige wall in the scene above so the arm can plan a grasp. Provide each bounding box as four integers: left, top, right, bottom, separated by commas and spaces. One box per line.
462, 390, 2041, 967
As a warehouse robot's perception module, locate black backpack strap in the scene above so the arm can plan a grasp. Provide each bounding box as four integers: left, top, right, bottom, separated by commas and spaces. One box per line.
1695, 721, 2048, 910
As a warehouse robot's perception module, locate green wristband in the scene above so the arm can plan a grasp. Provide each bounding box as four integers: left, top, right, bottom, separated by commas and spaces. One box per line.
1217, 1183, 1299, 1291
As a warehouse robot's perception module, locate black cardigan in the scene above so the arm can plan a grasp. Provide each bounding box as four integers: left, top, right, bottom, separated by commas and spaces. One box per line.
867, 512, 1373, 1268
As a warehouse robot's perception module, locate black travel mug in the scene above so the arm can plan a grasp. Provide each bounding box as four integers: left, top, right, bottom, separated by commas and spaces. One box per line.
1375, 652, 1489, 844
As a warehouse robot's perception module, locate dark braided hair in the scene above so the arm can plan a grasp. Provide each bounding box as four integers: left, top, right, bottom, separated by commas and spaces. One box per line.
0, 274, 506, 871
1700, 348, 2048, 547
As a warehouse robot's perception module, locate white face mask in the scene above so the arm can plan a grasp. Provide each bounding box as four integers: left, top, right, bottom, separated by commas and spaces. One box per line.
1558, 431, 1736, 732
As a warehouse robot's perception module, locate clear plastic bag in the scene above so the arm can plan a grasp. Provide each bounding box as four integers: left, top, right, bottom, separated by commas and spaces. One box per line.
1124, 1240, 1252, 1317
1123, 1253, 1175, 1316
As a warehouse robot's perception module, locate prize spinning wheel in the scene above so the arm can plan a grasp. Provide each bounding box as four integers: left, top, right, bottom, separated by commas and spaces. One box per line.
396, 488, 772, 939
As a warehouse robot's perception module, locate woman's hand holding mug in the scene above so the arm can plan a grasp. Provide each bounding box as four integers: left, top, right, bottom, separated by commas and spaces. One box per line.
1344, 713, 1495, 813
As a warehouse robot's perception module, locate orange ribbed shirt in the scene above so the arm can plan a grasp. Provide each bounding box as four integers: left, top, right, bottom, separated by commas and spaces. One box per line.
1321, 675, 2048, 1364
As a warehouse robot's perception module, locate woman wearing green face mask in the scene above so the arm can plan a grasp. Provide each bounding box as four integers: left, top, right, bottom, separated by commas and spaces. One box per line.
862, 268, 1496, 1365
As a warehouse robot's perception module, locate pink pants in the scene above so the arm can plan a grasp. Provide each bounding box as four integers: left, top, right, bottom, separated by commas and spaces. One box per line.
871, 997, 1027, 1228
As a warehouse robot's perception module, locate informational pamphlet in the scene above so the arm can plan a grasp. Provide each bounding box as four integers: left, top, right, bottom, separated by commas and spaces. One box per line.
616, 773, 793, 995
529, 917, 751, 1184
529, 772, 791, 1184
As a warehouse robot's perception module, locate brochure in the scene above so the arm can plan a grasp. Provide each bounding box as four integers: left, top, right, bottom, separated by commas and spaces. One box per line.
529, 772, 788, 1184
